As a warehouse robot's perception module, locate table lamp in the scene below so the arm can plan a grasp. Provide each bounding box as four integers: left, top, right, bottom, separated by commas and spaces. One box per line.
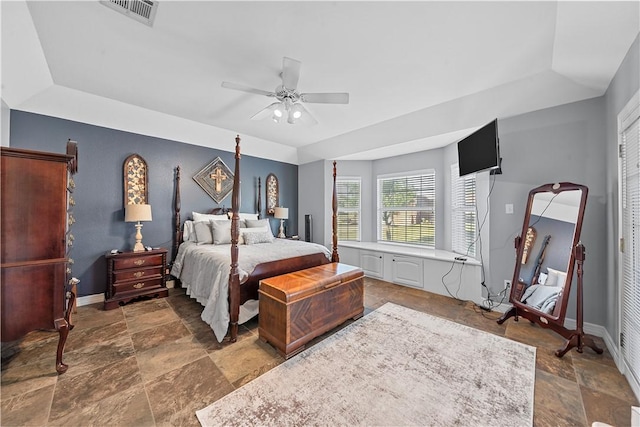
125, 203, 152, 251
274, 207, 288, 238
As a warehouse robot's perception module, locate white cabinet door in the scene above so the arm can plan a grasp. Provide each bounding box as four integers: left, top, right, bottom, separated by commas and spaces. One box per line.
360, 251, 384, 278
391, 255, 423, 288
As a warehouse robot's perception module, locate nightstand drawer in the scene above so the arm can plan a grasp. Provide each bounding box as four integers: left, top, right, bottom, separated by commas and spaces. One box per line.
113, 266, 163, 283
113, 254, 163, 270
112, 277, 163, 295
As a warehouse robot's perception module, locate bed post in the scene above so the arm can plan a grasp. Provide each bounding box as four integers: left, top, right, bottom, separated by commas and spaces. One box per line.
228, 135, 241, 342
173, 165, 181, 262
257, 177, 262, 219
331, 161, 340, 263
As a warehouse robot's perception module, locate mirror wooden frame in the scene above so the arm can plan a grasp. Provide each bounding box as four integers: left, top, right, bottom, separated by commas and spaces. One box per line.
497, 182, 603, 357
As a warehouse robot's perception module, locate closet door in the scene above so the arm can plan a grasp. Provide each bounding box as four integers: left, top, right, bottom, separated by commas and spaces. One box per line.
620, 91, 640, 385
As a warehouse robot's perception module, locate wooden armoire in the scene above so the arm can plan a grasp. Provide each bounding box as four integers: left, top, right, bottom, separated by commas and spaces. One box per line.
1, 141, 78, 374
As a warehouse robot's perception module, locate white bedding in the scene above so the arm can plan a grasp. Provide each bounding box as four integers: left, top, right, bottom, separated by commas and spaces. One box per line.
170, 239, 331, 341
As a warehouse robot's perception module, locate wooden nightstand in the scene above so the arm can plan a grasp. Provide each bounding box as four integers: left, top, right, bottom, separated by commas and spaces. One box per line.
104, 248, 168, 310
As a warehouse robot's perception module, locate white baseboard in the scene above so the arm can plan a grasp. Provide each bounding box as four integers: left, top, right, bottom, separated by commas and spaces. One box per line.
76, 293, 104, 307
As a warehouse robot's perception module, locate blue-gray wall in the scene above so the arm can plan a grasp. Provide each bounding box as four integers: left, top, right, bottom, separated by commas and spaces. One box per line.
9, 110, 299, 297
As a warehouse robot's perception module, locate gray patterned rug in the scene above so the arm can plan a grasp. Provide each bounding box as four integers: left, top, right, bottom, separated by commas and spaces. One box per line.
196, 303, 535, 426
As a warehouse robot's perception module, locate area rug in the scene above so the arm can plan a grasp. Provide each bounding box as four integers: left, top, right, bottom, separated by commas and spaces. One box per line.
196, 303, 536, 426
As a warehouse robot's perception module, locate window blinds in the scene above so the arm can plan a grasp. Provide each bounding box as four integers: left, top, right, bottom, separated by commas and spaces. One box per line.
378, 172, 435, 246
451, 164, 477, 257
336, 178, 361, 241
621, 99, 640, 386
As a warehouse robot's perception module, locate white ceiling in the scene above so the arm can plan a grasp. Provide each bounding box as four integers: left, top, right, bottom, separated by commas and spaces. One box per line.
2, 1, 639, 164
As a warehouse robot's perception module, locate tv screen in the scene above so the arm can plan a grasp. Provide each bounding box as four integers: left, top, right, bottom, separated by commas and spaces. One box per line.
457, 119, 501, 176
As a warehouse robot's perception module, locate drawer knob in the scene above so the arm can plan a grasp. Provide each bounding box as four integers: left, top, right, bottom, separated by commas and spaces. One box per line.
69, 196, 75, 206
68, 179, 75, 189
133, 271, 145, 278
133, 283, 145, 289
134, 259, 146, 266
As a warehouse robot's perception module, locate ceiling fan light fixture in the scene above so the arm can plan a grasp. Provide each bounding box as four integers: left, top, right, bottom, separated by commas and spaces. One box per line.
290, 103, 304, 119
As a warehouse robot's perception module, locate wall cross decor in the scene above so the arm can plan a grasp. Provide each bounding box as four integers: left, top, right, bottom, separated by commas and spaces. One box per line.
193, 157, 234, 203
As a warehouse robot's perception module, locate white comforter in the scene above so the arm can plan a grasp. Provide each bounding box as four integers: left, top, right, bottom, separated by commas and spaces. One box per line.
171, 239, 331, 341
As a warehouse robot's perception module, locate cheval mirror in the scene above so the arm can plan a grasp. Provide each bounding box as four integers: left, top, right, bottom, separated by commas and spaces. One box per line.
497, 182, 603, 357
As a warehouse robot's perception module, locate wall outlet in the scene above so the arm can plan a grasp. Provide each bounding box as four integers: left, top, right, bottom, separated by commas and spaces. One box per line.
504, 280, 512, 290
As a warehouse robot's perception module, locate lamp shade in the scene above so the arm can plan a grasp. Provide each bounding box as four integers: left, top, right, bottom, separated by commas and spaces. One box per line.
274, 207, 288, 220
125, 204, 152, 222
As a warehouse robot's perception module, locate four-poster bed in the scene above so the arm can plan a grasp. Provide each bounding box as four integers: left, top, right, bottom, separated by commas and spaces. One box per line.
171, 135, 340, 342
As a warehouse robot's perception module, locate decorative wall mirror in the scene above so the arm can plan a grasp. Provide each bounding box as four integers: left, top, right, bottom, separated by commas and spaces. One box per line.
124, 154, 148, 207
266, 173, 279, 215
497, 182, 603, 357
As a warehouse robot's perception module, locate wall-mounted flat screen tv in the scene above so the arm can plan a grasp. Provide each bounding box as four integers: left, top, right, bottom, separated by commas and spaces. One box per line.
457, 119, 501, 176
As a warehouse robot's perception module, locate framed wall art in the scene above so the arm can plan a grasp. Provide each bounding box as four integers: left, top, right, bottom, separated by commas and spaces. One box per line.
265, 173, 279, 215
124, 154, 148, 207
193, 157, 234, 203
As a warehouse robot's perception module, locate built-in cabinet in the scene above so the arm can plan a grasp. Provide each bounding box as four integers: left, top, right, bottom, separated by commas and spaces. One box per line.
338, 243, 483, 303
390, 255, 423, 288
360, 250, 384, 279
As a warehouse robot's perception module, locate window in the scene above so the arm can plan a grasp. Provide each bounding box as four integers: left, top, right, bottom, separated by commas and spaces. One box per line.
619, 90, 640, 387
378, 171, 435, 247
336, 178, 361, 241
451, 164, 477, 257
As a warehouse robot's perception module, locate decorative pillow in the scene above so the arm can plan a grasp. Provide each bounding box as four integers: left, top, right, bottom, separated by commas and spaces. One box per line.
192, 212, 229, 222
194, 221, 213, 245
243, 230, 274, 245
245, 218, 271, 229
211, 220, 232, 245
537, 272, 548, 285
546, 268, 567, 287
238, 227, 269, 244
183, 220, 196, 242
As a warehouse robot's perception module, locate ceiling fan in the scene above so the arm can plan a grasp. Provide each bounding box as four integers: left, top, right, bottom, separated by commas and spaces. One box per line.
221, 57, 349, 125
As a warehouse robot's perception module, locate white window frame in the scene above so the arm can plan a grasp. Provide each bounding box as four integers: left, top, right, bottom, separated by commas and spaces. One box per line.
451, 164, 477, 257
618, 89, 640, 395
336, 176, 361, 242
376, 169, 436, 248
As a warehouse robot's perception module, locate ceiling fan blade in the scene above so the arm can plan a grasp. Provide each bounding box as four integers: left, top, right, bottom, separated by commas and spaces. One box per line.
296, 103, 318, 126
221, 81, 275, 97
250, 102, 280, 120
281, 57, 301, 90
300, 92, 349, 104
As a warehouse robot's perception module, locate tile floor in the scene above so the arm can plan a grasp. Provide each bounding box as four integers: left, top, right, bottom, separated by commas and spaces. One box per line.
1, 278, 638, 426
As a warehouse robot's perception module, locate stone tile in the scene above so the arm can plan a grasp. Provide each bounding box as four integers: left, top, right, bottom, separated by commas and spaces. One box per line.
1, 332, 59, 371
232, 357, 284, 388
573, 357, 639, 404
49, 356, 143, 422
182, 314, 254, 352
146, 356, 235, 426
1, 357, 58, 400
130, 319, 192, 353
64, 319, 129, 352
62, 335, 136, 378
136, 335, 208, 383
166, 292, 204, 320
73, 303, 125, 330
570, 335, 617, 368
504, 318, 566, 352
456, 308, 508, 337
581, 385, 638, 427
533, 369, 587, 427
535, 346, 576, 382
125, 306, 180, 334
1, 383, 55, 427
122, 297, 172, 317
208, 335, 281, 384
47, 383, 154, 427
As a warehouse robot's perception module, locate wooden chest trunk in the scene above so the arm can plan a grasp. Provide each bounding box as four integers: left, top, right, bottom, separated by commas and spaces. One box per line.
258, 263, 364, 359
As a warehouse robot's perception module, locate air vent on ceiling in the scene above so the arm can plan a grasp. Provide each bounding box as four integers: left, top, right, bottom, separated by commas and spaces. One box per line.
101, 0, 158, 27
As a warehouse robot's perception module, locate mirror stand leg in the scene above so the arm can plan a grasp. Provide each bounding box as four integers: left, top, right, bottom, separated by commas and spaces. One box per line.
496, 307, 518, 325
555, 332, 604, 358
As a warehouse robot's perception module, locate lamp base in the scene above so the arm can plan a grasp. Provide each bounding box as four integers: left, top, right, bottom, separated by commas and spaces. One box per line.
278, 219, 286, 239
133, 222, 145, 252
